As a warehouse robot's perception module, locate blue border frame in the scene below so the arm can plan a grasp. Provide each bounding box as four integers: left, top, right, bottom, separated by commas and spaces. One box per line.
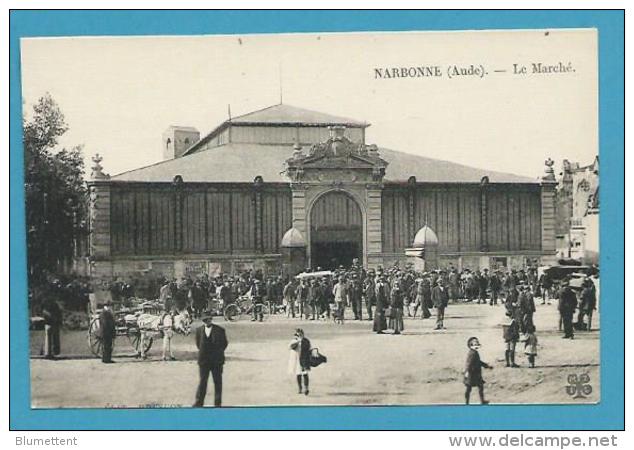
9, 10, 624, 430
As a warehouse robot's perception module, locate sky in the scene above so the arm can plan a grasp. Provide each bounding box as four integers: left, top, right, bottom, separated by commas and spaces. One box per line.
19, 29, 598, 179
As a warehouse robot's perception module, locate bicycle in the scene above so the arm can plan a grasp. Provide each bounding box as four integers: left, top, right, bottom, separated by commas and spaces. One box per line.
223, 295, 271, 322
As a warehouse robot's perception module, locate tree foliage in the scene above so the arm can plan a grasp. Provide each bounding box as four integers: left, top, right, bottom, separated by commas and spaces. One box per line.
24, 93, 87, 280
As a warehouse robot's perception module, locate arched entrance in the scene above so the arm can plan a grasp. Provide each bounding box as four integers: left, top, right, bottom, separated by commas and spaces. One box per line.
309, 191, 363, 270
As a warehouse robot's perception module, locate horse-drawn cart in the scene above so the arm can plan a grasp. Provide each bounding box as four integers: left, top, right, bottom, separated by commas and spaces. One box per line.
87, 291, 160, 358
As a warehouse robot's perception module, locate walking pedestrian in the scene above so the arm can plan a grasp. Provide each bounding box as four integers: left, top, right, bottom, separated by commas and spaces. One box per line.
99, 300, 116, 364
522, 324, 538, 368
489, 271, 501, 306
350, 274, 363, 320
41, 296, 62, 359
389, 281, 404, 335
577, 277, 597, 331
373, 275, 388, 334
432, 279, 449, 330
518, 283, 536, 334
364, 276, 376, 321
502, 303, 521, 368
333, 276, 348, 324
308, 278, 320, 320
283, 279, 296, 318
464, 337, 492, 405
414, 277, 432, 319
251, 279, 265, 322
478, 270, 489, 305
558, 280, 578, 339
193, 313, 228, 407
296, 279, 309, 320
288, 328, 311, 395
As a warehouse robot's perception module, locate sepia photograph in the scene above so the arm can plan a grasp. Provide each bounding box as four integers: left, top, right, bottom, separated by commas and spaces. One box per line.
20, 28, 601, 409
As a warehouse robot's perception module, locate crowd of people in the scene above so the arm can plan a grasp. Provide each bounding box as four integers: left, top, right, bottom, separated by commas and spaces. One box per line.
33, 258, 598, 406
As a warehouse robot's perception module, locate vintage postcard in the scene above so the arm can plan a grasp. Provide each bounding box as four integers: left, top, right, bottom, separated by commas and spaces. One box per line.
20, 29, 600, 409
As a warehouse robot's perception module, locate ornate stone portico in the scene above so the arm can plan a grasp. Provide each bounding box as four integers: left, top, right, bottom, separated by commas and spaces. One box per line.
285, 126, 387, 268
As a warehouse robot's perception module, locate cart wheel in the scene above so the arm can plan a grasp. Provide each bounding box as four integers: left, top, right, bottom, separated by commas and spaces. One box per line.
224, 304, 241, 322
129, 331, 153, 356
88, 318, 105, 357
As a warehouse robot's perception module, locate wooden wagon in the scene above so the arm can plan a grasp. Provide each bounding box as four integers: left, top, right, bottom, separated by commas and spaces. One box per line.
86, 291, 161, 358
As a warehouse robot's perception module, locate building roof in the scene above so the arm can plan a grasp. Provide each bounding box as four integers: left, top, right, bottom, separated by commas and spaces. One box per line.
112, 143, 537, 184
182, 104, 369, 156
229, 103, 369, 128
164, 125, 199, 132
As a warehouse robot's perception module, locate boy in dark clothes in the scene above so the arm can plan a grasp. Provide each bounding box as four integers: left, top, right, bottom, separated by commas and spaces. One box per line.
464, 336, 493, 405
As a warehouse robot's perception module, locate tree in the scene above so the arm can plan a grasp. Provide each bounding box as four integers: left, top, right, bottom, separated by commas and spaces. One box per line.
24, 93, 88, 280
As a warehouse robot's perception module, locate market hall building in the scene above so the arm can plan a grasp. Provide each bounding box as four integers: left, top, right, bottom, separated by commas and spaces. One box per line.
87, 104, 557, 280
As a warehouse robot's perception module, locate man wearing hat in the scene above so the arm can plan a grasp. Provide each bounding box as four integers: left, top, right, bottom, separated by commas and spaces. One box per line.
478, 269, 490, 305
577, 276, 597, 331
41, 294, 63, 359
193, 313, 228, 407
296, 278, 309, 320
307, 278, 319, 320
432, 279, 449, 330
159, 278, 173, 313
99, 299, 116, 363
489, 271, 502, 306
518, 282, 536, 334
464, 336, 492, 404
349, 273, 363, 320
250, 279, 266, 322
332, 276, 348, 324
558, 278, 578, 339
363, 274, 376, 321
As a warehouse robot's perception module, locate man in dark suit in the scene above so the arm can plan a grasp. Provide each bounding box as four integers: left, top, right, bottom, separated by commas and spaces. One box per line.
518, 283, 536, 333
363, 276, 376, 321
99, 300, 116, 363
41, 296, 63, 359
432, 279, 449, 330
489, 271, 502, 306
558, 280, 578, 339
193, 313, 228, 407
250, 279, 265, 322
478, 269, 489, 305
349, 274, 363, 320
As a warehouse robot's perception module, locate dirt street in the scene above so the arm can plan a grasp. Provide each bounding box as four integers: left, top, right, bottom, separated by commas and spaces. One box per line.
30, 301, 599, 408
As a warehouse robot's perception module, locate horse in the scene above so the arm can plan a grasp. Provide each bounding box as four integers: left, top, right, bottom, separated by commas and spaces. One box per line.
136, 310, 192, 360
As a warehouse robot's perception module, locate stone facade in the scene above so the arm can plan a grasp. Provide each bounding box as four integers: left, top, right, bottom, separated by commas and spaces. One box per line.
285, 127, 387, 269
555, 156, 600, 263
84, 108, 560, 281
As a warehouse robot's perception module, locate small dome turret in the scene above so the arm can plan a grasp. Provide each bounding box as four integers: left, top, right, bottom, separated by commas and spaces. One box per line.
413, 225, 439, 247
281, 227, 306, 248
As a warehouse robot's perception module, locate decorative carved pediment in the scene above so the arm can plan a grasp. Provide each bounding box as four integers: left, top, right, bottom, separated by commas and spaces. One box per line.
285, 126, 388, 184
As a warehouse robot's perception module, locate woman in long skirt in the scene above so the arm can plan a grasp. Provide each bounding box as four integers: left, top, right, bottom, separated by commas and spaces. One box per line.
415, 278, 432, 319
389, 283, 404, 335
288, 328, 312, 395
373, 276, 388, 334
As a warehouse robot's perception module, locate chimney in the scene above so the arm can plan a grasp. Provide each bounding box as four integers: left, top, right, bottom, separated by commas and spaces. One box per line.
162, 126, 200, 160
